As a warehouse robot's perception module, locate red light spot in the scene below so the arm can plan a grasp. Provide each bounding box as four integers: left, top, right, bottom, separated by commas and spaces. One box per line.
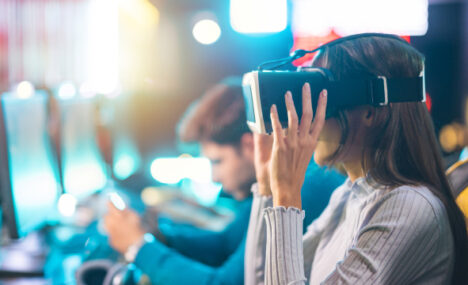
400, 35, 411, 43
291, 32, 412, 67
291, 30, 340, 67
425, 93, 432, 112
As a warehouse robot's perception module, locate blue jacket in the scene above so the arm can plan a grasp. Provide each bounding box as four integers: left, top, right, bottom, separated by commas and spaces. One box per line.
134, 163, 345, 284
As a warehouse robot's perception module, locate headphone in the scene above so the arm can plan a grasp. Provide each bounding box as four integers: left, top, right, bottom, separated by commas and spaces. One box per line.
258, 33, 410, 70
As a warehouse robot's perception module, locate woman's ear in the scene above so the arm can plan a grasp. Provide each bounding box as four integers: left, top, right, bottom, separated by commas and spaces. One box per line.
362, 107, 375, 127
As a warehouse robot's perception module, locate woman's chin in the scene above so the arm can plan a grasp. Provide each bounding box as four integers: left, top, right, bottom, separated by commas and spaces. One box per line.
313, 153, 327, 167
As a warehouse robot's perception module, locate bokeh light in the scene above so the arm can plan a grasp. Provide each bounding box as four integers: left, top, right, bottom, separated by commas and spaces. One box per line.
230, 0, 287, 34
192, 19, 221, 45
440, 123, 467, 152
16, 81, 35, 99
58, 194, 78, 217
58, 82, 77, 100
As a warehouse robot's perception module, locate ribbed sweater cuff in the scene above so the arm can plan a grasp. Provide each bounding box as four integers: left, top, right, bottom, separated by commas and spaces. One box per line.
251, 183, 273, 206
263, 207, 306, 285
245, 183, 274, 285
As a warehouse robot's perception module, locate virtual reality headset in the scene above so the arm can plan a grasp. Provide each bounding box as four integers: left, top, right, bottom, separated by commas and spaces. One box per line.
242, 33, 426, 134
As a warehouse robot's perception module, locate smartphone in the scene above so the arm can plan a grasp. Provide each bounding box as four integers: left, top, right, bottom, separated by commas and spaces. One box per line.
108, 192, 126, 211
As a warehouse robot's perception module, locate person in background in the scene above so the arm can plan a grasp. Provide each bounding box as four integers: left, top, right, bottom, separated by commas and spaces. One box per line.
246, 35, 468, 284
447, 97, 468, 228
459, 98, 468, 160
104, 78, 344, 284
447, 157, 468, 226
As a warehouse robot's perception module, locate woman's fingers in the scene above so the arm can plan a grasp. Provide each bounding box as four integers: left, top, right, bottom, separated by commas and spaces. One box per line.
310, 89, 328, 140
285, 91, 298, 143
299, 83, 313, 136
271, 86, 327, 148
270, 104, 285, 148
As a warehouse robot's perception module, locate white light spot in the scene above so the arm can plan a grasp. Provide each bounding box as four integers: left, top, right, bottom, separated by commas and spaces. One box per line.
192, 19, 221, 45
58, 194, 77, 217
16, 81, 35, 99
108, 192, 126, 210
58, 82, 77, 100
230, 0, 287, 34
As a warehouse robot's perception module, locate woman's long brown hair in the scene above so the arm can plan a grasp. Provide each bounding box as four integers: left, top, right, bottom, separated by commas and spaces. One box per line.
312, 35, 468, 284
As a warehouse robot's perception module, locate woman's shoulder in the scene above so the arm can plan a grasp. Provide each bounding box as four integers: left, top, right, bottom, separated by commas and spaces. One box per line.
371, 184, 453, 252
371, 184, 450, 233
328, 181, 354, 203
388, 185, 445, 212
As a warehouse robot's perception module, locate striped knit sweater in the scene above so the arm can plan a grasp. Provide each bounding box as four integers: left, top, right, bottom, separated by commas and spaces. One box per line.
244, 177, 454, 285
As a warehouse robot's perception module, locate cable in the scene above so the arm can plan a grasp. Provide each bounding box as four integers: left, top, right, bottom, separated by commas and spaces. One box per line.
257, 33, 408, 71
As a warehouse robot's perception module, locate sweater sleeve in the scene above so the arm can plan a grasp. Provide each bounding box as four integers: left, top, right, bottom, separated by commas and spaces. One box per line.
261, 184, 352, 284
264, 207, 307, 285
245, 183, 344, 285
262, 206, 331, 285
261, 187, 453, 285
244, 184, 273, 285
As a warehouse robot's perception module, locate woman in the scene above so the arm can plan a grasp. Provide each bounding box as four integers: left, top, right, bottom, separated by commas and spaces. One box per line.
245, 35, 468, 284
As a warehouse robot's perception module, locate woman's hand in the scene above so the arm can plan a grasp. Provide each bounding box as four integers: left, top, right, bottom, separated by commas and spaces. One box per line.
253, 133, 274, 196
104, 202, 146, 254
269, 83, 327, 209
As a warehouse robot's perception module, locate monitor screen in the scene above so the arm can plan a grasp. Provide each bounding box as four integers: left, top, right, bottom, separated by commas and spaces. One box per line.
58, 98, 107, 200
0, 91, 61, 239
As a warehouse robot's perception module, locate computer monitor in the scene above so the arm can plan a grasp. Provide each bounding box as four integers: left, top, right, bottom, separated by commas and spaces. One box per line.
0, 91, 61, 239
56, 97, 108, 200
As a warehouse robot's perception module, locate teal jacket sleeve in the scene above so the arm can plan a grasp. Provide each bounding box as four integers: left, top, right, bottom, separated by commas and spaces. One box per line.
301, 163, 346, 231
159, 197, 252, 266
134, 234, 246, 285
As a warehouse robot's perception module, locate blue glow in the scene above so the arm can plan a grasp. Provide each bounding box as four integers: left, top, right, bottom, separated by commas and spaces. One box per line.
63, 162, 107, 198
59, 98, 107, 200
113, 137, 140, 180
461, 147, 468, 160
114, 154, 136, 180
181, 179, 222, 207
150, 157, 221, 206
230, 0, 287, 34
2, 92, 61, 237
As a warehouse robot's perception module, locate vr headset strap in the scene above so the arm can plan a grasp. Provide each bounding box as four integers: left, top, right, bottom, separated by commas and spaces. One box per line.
371, 77, 425, 105
328, 76, 425, 107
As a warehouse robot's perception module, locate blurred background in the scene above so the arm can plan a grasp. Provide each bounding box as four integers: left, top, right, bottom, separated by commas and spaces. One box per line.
0, 0, 467, 166
0, 0, 467, 283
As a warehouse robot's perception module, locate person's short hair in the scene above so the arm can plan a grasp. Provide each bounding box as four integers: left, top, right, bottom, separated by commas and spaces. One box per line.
177, 77, 250, 145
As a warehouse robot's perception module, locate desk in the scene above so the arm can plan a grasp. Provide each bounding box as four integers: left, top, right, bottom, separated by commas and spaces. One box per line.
1, 187, 236, 284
